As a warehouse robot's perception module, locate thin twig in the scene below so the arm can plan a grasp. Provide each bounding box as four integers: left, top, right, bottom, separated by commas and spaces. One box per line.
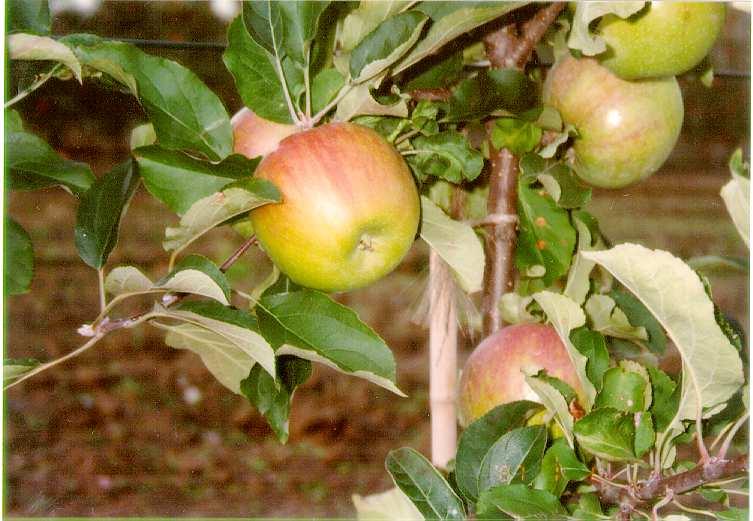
220, 235, 258, 272
696, 407, 711, 462
651, 490, 673, 521
717, 412, 750, 460
304, 51, 312, 120
394, 128, 421, 146
274, 54, 301, 127
671, 498, 717, 518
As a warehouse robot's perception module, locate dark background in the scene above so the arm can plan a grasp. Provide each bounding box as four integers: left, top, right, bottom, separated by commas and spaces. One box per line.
5, 2, 750, 517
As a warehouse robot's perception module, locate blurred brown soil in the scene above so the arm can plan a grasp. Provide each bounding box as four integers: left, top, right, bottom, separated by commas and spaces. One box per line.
4, 2, 750, 518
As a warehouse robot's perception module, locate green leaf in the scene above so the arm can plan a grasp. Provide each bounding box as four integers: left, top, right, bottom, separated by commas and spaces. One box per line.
634, 412, 655, 457
519, 153, 591, 210
595, 367, 647, 413
478, 426, 547, 493
491, 119, 542, 156
158, 254, 231, 306
241, 355, 312, 443
338, 1, 411, 52
533, 438, 590, 498
646, 366, 679, 433
394, 2, 528, 74
534, 372, 577, 404
6, 129, 95, 195
403, 52, 463, 92
9, 0, 50, 34
609, 289, 667, 355
385, 447, 466, 521
717, 508, 749, 521
352, 487, 424, 521
134, 146, 257, 215
223, 16, 292, 124
311, 68, 345, 114
411, 100, 441, 136
729, 148, 750, 179
574, 408, 636, 462
585, 294, 648, 342
419, 196, 485, 293
525, 375, 575, 448
408, 132, 484, 183
163, 178, 280, 254
476, 484, 567, 520
334, 73, 409, 121
62, 34, 232, 160
516, 178, 576, 285
568, 2, 645, 56
350, 11, 428, 83
564, 216, 597, 305
455, 401, 542, 502
129, 123, 156, 150
8, 33, 82, 82
104, 266, 154, 296
582, 245, 745, 433
569, 327, 609, 391
5, 218, 34, 296
445, 69, 537, 122
275, 1, 331, 64
75, 160, 139, 269
257, 288, 402, 396
155, 300, 275, 381
4, 358, 40, 386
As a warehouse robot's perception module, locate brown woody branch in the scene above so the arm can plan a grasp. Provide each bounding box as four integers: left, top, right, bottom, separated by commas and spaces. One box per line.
594, 454, 748, 518
480, 2, 564, 337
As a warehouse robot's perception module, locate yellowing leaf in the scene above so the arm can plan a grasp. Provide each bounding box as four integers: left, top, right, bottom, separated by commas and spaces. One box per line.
8, 33, 82, 82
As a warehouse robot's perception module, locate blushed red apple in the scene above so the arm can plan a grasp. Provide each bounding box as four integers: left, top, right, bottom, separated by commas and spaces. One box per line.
458, 323, 583, 427
249, 122, 420, 293
232, 107, 300, 158
543, 56, 683, 189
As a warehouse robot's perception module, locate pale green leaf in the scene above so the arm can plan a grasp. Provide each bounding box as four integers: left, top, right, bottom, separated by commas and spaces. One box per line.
419, 196, 484, 293
585, 294, 648, 342
525, 374, 574, 447
334, 74, 408, 122
582, 244, 745, 435
4, 359, 40, 386
568, 2, 646, 56
499, 293, 538, 325
104, 266, 154, 296
8, 33, 82, 82
720, 173, 749, 247
564, 216, 595, 305
129, 123, 156, 150
352, 487, 424, 521
532, 291, 597, 409
338, 1, 411, 52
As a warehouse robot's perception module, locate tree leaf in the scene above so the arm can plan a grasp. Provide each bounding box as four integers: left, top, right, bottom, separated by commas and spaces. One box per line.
352, 487, 424, 521
338, 1, 412, 52
721, 153, 750, 247
129, 123, 156, 150
647, 366, 679, 433
163, 178, 280, 253
75, 160, 139, 269
6, 129, 95, 196
456, 401, 543, 502
257, 288, 402, 395
156, 300, 275, 381
491, 119, 541, 157
311, 68, 345, 114
634, 412, 655, 457
223, 16, 292, 124
408, 132, 484, 183
275, 1, 331, 64
609, 289, 667, 355
385, 447, 465, 521
569, 327, 609, 391
595, 367, 647, 413
403, 52, 464, 92
564, 216, 597, 305
516, 178, 576, 285
5, 218, 34, 295
532, 291, 597, 409
350, 11, 429, 83
9, 0, 50, 34
393, 2, 528, 74
582, 245, 745, 433
519, 153, 591, 210
585, 294, 648, 342
568, 2, 645, 56
134, 146, 258, 215
476, 484, 567, 520
242, 1, 285, 57
240, 355, 312, 443
333, 74, 409, 121
419, 196, 485, 293
478, 426, 547, 493
4, 358, 40, 386
8, 33, 82, 82
574, 408, 637, 462
158, 255, 231, 306
104, 266, 154, 296
525, 375, 575, 448
533, 438, 590, 498
445, 69, 537, 122
62, 34, 232, 160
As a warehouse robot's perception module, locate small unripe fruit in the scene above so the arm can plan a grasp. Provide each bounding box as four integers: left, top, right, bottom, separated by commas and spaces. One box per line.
249, 122, 420, 293
543, 56, 683, 189
458, 323, 583, 427
232, 107, 299, 158
597, 2, 726, 80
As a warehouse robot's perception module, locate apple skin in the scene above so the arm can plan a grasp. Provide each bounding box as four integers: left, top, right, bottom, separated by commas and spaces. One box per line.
598, 2, 726, 80
458, 323, 583, 427
543, 56, 683, 189
232, 107, 300, 158
249, 122, 420, 293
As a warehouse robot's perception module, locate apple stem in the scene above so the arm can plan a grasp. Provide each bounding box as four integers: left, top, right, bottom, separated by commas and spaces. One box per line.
428, 250, 458, 469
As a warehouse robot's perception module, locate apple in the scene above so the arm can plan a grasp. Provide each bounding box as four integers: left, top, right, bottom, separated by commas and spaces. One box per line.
457, 323, 583, 427
249, 122, 420, 293
232, 107, 300, 158
543, 56, 683, 189
597, 2, 726, 80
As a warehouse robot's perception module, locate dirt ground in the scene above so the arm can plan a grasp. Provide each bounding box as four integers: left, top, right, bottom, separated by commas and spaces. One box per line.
4, 3, 750, 518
